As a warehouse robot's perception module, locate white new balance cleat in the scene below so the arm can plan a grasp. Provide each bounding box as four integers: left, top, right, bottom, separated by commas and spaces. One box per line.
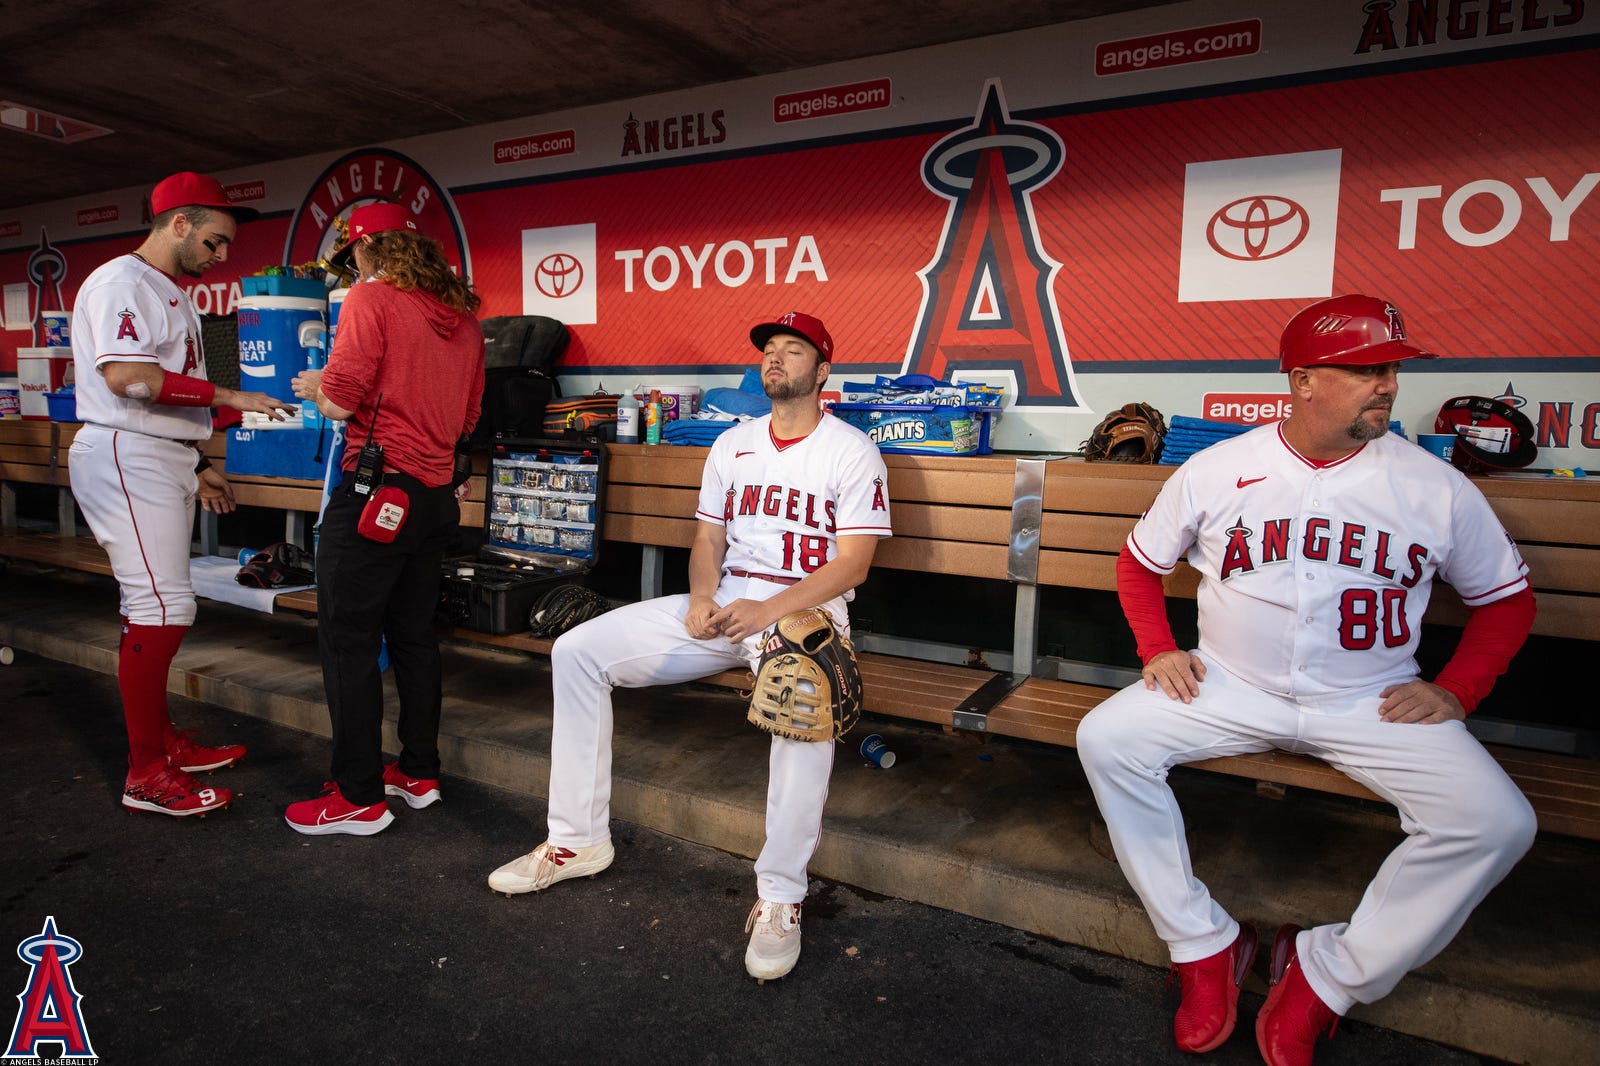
744, 899, 803, 982
487, 839, 614, 895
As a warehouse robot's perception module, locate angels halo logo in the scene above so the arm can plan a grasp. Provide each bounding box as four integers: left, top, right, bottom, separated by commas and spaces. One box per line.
6, 916, 96, 1061
282, 149, 470, 282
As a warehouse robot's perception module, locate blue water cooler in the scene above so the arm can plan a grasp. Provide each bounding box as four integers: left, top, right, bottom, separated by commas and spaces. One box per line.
236, 276, 327, 419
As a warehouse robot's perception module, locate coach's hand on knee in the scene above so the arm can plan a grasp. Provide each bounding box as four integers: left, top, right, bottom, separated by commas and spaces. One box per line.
1378, 680, 1465, 724
1141, 649, 1205, 703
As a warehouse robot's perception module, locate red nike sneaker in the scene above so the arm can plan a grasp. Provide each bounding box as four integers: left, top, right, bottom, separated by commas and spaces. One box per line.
1257, 924, 1340, 1066
382, 762, 441, 809
285, 783, 394, 836
1171, 923, 1258, 1053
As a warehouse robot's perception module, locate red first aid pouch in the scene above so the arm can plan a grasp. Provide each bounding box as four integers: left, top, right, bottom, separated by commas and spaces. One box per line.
357, 484, 410, 543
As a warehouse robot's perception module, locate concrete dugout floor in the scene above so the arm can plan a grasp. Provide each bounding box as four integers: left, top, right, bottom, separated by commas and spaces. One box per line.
1, 563, 1595, 1065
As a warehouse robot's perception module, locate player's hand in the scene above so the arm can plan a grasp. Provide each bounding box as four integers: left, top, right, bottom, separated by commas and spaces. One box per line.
195, 467, 236, 514
222, 387, 297, 422
1141, 649, 1206, 703
684, 594, 722, 640
707, 598, 776, 644
291, 369, 322, 401
1378, 680, 1465, 724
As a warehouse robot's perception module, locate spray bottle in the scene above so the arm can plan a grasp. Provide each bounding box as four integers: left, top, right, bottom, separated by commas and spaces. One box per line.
646, 389, 663, 445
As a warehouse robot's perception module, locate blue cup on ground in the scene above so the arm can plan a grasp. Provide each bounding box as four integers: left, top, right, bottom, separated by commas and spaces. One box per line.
1418, 433, 1455, 463
860, 733, 895, 769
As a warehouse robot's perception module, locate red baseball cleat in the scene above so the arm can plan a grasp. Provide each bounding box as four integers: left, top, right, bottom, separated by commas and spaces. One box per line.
285, 783, 394, 836
1257, 924, 1339, 1066
122, 764, 232, 817
168, 730, 246, 773
1170, 923, 1258, 1053
382, 762, 441, 809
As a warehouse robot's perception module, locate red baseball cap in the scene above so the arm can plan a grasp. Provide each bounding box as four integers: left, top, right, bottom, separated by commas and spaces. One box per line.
750, 312, 834, 362
150, 171, 259, 222
329, 202, 422, 270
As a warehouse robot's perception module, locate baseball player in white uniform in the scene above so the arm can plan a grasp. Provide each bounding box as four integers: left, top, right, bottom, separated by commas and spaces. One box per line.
1076, 294, 1538, 1065
488, 311, 892, 981
68, 171, 295, 818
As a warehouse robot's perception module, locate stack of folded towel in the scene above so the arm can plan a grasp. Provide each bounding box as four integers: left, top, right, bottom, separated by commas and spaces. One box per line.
1159, 416, 1257, 465
661, 369, 772, 446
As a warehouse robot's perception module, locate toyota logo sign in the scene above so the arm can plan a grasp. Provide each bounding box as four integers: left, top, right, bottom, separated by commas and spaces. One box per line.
535, 253, 584, 298
1205, 195, 1309, 261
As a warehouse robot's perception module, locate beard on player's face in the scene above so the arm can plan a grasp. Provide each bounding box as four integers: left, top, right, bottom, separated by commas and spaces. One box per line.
1345, 398, 1393, 441
764, 366, 821, 401
175, 233, 209, 279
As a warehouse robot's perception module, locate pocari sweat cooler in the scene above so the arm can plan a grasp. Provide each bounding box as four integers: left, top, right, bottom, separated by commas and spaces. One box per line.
236, 287, 326, 421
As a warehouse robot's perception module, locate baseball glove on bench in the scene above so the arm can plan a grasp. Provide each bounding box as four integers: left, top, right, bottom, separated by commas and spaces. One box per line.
1081, 401, 1167, 463
747, 608, 864, 743
527, 583, 611, 637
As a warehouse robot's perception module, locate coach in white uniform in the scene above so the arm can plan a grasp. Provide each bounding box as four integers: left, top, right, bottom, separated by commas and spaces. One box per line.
1077, 294, 1537, 1065
69, 171, 295, 818
488, 311, 892, 981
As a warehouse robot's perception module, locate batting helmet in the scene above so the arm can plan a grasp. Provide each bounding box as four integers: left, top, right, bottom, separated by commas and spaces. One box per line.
1434, 396, 1537, 475
1279, 294, 1435, 372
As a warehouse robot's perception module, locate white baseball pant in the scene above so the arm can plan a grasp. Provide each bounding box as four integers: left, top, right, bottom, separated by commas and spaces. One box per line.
546, 578, 843, 904
68, 424, 200, 627
1076, 650, 1535, 1014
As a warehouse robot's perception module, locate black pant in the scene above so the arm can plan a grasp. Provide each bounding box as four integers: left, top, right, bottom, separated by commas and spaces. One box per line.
317, 472, 458, 805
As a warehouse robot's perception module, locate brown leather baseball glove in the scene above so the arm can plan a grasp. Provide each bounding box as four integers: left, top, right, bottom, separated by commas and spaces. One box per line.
1081, 402, 1167, 463
747, 608, 863, 742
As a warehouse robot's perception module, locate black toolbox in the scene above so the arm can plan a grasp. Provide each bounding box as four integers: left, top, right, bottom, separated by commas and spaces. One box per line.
436, 436, 606, 635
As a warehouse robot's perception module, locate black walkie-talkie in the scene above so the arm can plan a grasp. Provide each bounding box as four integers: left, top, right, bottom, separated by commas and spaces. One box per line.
352, 392, 385, 497
352, 440, 384, 497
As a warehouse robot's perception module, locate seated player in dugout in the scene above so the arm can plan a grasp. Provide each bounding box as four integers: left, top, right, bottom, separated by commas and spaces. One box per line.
1075, 294, 1538, 1066
487, 312, 892, 982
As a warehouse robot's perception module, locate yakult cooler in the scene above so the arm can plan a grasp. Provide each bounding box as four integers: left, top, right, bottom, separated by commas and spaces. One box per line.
236, 294, 326, 427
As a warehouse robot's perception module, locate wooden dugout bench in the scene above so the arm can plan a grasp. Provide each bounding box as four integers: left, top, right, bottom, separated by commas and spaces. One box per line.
6, 422, 1599, 838
599, 443, 1600, 841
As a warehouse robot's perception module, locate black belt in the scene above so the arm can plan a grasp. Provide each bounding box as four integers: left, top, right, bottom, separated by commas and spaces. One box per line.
727, 568, 800, 586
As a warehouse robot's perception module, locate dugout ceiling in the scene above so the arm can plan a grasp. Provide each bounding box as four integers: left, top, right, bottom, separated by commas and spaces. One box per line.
0, 0, 1175, 212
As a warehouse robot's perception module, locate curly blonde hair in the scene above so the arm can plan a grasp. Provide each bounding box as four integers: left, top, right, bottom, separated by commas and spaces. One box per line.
363, 230, 482, 314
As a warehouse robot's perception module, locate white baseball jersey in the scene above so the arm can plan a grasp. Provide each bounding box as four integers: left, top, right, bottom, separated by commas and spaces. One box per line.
695, 413, 892, 588
1127, 423, 1528, 699
70, 254, 212, 441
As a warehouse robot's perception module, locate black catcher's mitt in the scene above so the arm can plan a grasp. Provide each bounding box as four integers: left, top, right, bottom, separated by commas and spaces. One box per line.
236, 541, 315, 589
747, 608, 864, 743
1081, 402, 1167, 463
528, 583, 612, 637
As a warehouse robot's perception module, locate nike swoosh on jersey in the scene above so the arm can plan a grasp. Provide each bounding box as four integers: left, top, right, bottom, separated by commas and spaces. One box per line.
1236, 476, 1268, 488
735, 451, 755, 458
169, 298, 179, 306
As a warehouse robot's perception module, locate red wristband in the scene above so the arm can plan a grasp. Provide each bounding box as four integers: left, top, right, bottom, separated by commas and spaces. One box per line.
156, 371, 216, 407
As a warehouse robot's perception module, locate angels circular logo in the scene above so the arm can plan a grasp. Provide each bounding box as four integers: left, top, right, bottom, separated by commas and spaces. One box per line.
282, 149, 470, 281
1206, 195, 1309, 261
535, 253, 583, 298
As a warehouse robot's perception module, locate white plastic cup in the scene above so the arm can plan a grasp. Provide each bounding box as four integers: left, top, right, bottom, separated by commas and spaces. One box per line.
1417, 434, 1455, 463
860, 733, 896, 769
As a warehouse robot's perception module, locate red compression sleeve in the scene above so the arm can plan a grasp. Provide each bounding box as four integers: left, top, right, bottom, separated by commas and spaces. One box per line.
1432, 587, 1536, 714
1117, 544, 1179, 664
156, 371, 216, 407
